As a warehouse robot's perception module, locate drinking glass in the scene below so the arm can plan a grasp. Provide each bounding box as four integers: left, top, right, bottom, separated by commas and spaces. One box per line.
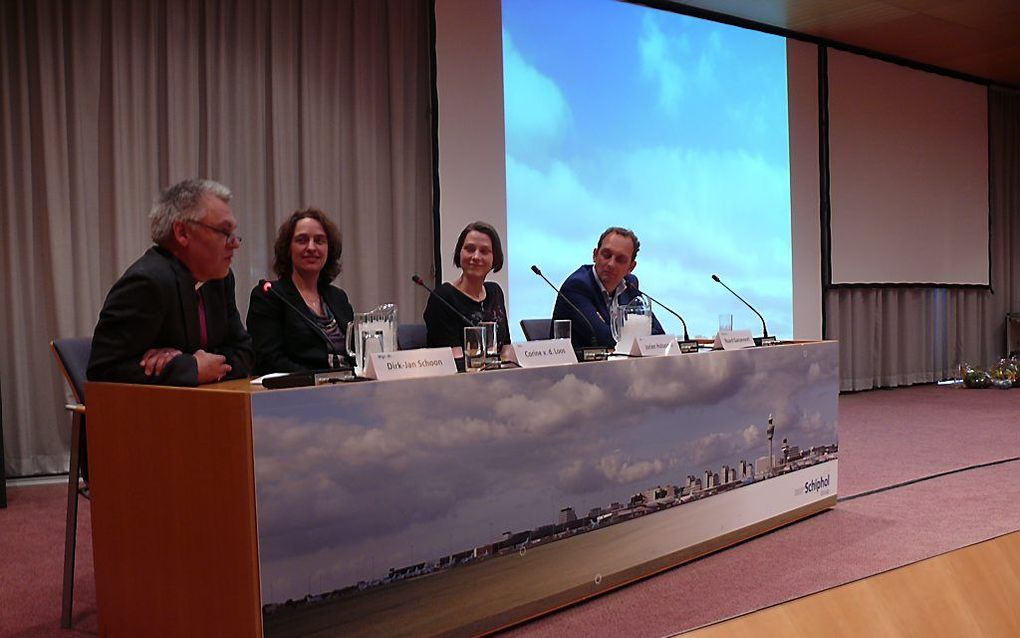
480, 321, 499, 364
718, 313, 733, 332
463, 326, 486, 372
552, 319, 572, 341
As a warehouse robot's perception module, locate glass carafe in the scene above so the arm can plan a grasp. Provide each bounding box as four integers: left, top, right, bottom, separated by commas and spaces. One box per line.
345, 303, 398, 376
610, 295, 653, 353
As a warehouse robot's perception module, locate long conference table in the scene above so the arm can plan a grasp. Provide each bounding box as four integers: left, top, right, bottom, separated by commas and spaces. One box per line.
86, 340, 839, 637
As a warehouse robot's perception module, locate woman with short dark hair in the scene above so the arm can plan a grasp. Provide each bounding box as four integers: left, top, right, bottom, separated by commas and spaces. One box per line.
247, 208, 354, 374
423, 221, 511, 350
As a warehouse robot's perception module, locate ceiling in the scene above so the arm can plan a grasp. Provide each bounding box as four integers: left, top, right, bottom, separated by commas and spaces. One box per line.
662, 0, 1020, 88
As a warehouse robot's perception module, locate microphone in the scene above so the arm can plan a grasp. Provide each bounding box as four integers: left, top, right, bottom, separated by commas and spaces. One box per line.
625, 282, 698, 353
258, 280, 347, 367
530, 265, 610, 361
710, 274, 776, 346
411, 275, 477, 329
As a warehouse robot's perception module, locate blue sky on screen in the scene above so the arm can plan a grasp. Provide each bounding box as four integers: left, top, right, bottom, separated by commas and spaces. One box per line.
503, 0, 792, 339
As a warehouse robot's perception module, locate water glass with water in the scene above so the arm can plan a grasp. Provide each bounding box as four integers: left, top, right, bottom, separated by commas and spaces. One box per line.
480, 321, 499, 365
463, 326, 486, 372
718, 313, 733, 332
553, 319, 572, 341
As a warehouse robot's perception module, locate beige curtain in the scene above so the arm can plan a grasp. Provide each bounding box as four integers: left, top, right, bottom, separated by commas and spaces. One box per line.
0, 0, 434, 476
825, 88, 1020, 391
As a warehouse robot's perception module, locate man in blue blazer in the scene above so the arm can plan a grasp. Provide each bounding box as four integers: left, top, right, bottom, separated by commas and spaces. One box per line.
553, 227, 664, 351
87, 179, 254, 386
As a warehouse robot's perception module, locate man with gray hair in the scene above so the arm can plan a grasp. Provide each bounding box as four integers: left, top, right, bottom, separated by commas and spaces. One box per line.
87, 178, 254, 385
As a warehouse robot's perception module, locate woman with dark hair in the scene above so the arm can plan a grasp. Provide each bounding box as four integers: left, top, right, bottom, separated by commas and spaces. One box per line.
247, 208, 354, 374
424, 221, 511, 350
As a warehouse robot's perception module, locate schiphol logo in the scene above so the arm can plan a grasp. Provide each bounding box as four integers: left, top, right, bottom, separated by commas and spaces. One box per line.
804, 474, 830, 493
795, 474, 831, 496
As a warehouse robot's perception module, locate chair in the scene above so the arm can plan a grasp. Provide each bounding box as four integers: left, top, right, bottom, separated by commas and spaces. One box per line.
520, 318, 553, 341
50, 337, 92, 629
397, 323, 428, 350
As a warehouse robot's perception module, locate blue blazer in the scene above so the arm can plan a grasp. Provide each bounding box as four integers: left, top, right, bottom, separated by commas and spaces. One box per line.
552, 265, 664, 350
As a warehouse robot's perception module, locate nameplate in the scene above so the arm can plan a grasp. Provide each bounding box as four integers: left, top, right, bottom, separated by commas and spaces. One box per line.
364, 348, 458, 380
508, 338, 578, 368
628, 334, 679, 357
673, 339, 700, 354
714, 330, 755, 350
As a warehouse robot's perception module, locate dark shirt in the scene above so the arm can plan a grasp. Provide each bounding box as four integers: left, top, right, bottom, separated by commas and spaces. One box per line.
246, 277, 355, 375
424, 281, 511, 349
87, 246, 254, 386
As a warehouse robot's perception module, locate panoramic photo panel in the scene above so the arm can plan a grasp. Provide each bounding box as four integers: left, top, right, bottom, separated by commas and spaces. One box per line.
251, 343, 838, 636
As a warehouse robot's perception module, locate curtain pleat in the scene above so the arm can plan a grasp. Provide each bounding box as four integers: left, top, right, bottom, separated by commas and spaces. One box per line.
0, 0, 434, 476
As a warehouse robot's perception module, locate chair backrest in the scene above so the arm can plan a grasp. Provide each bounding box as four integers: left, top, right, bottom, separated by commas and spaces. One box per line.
520, 319, 553, 341
51, 338, 93, 405
396, 323, 428, 350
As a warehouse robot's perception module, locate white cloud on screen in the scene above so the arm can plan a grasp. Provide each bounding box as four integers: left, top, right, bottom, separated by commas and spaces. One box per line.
506, 156, 612, 235
639, 15, 724, 113
504, 155, 610, 283
616, 147, 790, 260
726, 94, 782, 140
639, 15, 687, 111
502, 30, 572, 159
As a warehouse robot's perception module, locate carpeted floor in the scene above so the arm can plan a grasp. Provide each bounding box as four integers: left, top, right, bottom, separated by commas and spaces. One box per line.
0, 483, 96, 637
836, 384, 1019, 497
0, 383, 1016, 637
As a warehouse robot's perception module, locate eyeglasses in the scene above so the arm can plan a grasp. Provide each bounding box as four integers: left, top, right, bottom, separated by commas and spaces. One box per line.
187, 219, 243, 246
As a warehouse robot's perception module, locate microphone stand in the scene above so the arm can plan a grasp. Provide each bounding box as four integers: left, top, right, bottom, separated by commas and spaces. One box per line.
711, 275, 777, 346
625, 282, 699, 353
531, 265, 610, 361
411, 275, 477, 329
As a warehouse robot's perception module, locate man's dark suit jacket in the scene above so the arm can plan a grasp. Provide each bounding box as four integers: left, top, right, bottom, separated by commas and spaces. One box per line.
86, 246, 254, 386
246, 277, 354, 375
552, 264, 664, 350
